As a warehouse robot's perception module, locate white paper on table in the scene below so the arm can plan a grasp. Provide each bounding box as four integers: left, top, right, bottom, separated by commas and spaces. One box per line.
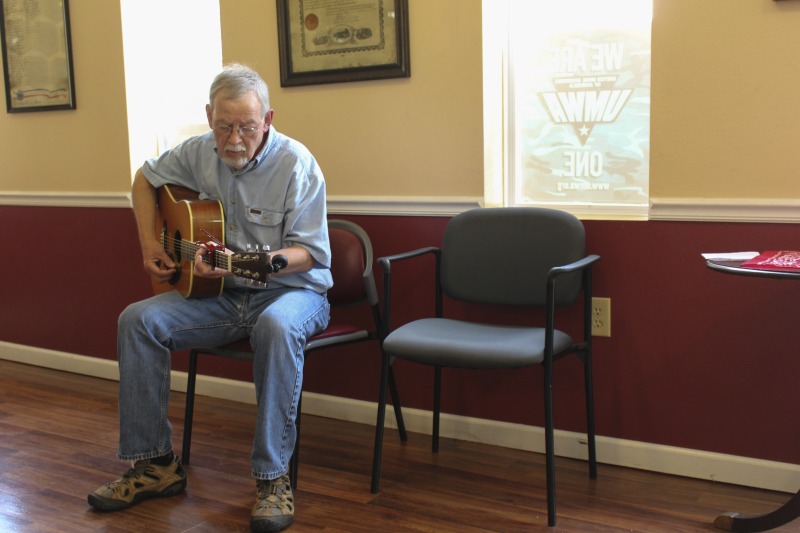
700, 252, 760, 261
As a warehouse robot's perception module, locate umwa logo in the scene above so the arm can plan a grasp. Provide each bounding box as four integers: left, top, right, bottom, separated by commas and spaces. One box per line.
539, 41, 633, 146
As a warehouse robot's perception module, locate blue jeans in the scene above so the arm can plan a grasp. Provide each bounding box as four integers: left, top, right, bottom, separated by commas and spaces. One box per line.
116, 287, 330, 480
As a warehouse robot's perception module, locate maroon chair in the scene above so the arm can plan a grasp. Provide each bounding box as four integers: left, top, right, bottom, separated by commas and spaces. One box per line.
180, 219, 406, 488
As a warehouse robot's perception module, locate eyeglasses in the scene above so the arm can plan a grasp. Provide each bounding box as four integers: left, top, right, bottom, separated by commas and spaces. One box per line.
213, 123, 262, 137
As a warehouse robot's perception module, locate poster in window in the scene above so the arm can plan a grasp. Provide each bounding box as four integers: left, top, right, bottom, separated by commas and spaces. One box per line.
510, 0, 650, 210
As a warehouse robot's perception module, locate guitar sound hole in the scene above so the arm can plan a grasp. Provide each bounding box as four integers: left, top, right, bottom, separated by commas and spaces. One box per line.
173, 230, 183, 262
168, 229, 183, 285
166, 251, 182, 285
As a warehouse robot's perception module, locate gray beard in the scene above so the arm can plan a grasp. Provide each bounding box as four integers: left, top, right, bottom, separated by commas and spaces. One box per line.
221, 154, 249, 170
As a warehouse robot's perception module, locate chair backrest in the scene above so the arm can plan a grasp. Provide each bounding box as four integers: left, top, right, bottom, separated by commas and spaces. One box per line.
327, 219, 378, 307
441, 207, 585, 307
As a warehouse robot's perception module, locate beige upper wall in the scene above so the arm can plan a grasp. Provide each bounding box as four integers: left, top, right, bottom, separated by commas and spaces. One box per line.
0, 0, 130, 193
1, 0, 799, 200
651, 0, 800, 199
220, 0, 484, 198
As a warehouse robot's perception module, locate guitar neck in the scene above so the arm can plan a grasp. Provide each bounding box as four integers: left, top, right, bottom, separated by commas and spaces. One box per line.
161, 234, 271, 283
163, 237, 234, 272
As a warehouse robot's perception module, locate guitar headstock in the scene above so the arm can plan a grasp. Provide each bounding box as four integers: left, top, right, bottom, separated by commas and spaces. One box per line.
229, 252, 271, 284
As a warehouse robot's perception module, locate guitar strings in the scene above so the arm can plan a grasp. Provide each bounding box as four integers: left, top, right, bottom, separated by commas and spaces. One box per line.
160, 236, 261, 268
161, 236, 231, 268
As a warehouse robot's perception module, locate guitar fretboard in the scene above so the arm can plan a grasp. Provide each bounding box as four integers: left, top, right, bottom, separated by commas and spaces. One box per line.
160, 235, 232, 271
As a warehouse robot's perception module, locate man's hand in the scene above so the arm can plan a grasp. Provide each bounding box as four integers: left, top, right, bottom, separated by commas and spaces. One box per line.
142, 240, 177, 284
194, 242, 234, 279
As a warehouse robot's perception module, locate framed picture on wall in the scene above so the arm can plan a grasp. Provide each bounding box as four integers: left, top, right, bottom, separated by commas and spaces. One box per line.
0, 0, 76, 112
276, 0, 410, 87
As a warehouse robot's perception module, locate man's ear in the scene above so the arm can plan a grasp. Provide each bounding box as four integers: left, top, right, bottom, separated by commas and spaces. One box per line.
206, 104, 213, 128
263, 109, 275, 130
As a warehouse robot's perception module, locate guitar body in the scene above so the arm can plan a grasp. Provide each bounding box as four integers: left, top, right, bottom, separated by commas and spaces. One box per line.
154, 184, 225, 298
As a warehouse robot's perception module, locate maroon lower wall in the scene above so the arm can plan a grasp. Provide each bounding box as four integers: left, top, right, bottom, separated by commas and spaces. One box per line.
2, 205, 799, 465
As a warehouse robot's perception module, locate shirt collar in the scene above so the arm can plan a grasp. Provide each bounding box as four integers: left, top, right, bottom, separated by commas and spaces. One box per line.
250, 126, 274, 169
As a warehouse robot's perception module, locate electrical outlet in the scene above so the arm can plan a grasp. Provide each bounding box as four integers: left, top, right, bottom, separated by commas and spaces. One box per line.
592, 297, 611, 337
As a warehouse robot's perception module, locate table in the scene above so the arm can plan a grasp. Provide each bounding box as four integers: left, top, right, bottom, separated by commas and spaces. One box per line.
706, 258, 800, 532
706, 258, 800, 280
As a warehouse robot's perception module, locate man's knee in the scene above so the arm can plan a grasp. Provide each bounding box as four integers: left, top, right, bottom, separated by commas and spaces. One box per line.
252, 310, 295, 341
119, 300, 143, 331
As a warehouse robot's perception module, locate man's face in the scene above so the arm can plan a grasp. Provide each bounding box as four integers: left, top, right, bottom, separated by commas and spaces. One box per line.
206, 91, 273, 170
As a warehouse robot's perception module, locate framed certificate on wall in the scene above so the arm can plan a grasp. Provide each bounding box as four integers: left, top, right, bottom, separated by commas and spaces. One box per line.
1, 0, 76, 112
276, 0, 410, 87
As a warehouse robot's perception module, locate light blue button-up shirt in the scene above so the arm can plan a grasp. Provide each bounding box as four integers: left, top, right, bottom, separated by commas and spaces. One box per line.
142, 127, 332, 294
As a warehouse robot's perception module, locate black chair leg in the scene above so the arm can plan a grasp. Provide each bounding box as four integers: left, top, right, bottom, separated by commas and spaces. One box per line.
582, 270, 598, 479
387, 366, 407, 442
543, 358, 557, 527
371, 353, 391, 493
583, 350, 597, 479
182, 350, 199, 465
432, 366, 441, 453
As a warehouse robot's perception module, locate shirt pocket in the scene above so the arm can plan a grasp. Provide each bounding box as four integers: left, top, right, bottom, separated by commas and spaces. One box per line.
245, 207, 284, 227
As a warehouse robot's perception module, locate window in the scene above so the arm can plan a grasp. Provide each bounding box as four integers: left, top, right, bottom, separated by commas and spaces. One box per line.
120, 0, 222, 180
484, 0, 652, 219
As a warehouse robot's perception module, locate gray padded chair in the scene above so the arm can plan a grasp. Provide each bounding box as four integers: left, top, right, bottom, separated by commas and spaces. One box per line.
370, 207, 600, 527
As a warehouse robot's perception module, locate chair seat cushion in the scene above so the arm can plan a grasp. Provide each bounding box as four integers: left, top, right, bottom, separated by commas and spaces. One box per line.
383, 318, 575, 369
305, 325, 369, 351
193, 325, 369, 358
311, 324, 361, 340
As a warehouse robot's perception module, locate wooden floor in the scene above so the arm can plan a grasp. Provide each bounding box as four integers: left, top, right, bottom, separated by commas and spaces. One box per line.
1, 359, 799, 533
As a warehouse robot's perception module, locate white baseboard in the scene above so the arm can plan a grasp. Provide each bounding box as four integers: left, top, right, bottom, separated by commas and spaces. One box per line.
1, 341, 797, 494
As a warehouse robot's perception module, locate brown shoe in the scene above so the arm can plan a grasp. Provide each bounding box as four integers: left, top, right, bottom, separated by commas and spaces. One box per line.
88, 456, 186, 511
250, 474, 294, 532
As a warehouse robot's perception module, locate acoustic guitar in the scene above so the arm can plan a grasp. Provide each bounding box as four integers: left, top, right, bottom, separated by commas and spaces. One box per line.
153, 184, 278, 298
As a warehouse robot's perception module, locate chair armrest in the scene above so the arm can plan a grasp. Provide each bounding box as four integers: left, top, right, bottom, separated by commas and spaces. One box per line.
547, 254, 601, 279
545, 254, 601, 345
377, 247, 441, 337
377, 246, 440, 273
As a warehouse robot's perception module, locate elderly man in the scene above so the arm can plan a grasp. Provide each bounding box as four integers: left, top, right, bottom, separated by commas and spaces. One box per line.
88, 63, 331, 533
